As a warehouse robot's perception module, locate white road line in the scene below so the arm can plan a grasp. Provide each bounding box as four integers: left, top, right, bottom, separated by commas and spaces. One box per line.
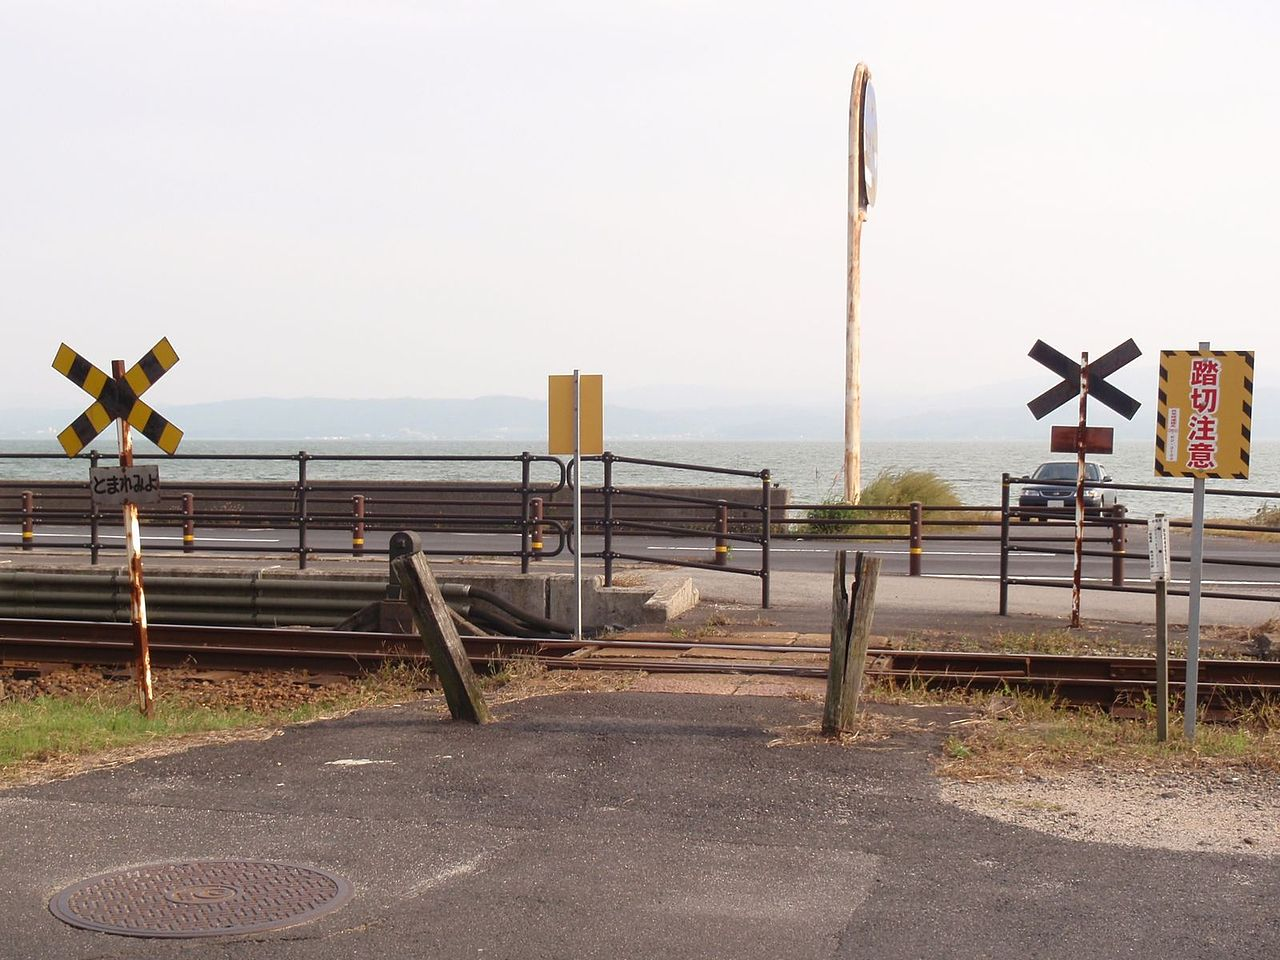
644, 545, 1006, 557
0, 532, 281, 544
1002, 575, 1277, 587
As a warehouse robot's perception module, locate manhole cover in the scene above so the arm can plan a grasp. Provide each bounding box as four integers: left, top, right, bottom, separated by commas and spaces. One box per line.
49, 860, 353, 938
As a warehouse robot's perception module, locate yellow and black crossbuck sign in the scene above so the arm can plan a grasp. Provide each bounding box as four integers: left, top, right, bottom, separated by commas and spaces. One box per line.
52, 338, 184, 457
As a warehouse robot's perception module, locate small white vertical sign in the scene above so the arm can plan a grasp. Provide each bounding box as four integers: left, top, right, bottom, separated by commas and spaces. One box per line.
1147, 513, 1171, 582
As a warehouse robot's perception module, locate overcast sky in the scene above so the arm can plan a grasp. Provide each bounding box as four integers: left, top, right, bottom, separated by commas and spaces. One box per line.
3, 1, 1277, 423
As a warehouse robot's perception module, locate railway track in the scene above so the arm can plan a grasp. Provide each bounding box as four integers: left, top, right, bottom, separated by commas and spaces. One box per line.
2, 618, 1279, 708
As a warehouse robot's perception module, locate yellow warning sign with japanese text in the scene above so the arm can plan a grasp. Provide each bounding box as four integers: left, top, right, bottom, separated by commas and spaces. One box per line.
1155, 350, 1253, 479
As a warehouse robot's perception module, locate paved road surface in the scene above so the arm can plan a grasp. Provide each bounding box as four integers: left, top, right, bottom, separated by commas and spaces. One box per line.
5, 522, 1280, 590
2, 691, 1275, 959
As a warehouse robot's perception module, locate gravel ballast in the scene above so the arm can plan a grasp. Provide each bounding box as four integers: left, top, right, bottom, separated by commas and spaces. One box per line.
942, 769, 1280, 857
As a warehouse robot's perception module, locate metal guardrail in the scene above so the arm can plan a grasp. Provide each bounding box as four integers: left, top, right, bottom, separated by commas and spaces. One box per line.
769, 476, 1280, 612
998, 472, 1280, 612
8, 452, 1279, 614
0, 450, 776, 606
578, 453, 773, 607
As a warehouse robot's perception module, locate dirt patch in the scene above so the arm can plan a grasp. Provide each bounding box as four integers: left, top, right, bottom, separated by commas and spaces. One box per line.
487, 659, 640, 705
766, 712, 920, 748
941, 768, 1280, 857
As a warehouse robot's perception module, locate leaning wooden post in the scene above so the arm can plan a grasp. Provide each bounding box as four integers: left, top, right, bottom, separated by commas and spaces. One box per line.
822, 549, 881, 736
392, 546, 491, 724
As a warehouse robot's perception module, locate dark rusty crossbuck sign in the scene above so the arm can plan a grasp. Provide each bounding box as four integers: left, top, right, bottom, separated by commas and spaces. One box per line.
51, 337, 185, 718
1027, 338, 1142, 628
1028, 338, 1142, 421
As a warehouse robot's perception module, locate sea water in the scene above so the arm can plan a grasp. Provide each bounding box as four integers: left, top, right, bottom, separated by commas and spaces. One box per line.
1, 438, 1277, 520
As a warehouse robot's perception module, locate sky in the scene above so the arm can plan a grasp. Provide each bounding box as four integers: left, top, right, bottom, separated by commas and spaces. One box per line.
3, 1, 1278, 428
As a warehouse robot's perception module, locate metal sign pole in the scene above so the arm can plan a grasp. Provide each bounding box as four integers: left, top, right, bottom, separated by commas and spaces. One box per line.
1071, 352, 1089, 629
112, 359, 154, 719
573, 369, 583, 642
1183, 339, 1212, 742
1185, 477, 1206, 740
1148, 513, 1171, 742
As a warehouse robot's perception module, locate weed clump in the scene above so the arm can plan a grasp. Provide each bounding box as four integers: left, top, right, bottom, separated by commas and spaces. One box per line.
804, 468, 964, 536
1250, 501, 1280, 528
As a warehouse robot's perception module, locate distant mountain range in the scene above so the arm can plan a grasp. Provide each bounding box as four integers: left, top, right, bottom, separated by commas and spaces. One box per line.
3, 382, 1275, 442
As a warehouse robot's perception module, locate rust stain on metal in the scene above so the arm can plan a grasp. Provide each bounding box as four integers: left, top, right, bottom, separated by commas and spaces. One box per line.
126, 503, 153, 717
530, 496, 544, 560
114, 358, 154, 718
21, 489, 34, 550
1051, 424, 1114, 455
49, 860, 353, 938
1072, 352, 1088, 629
714, 501, 729, 566
182, 492, 195, 553
351, 494, 365, 556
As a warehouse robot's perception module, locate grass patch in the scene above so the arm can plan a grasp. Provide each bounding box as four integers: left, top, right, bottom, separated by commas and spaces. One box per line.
0, 696, 264, 769
1251, 501, 1280, 528
0, 663, 439, 784
803, 468, 976, 536
932, 688, 1280, 780
882, 627, 1255, 660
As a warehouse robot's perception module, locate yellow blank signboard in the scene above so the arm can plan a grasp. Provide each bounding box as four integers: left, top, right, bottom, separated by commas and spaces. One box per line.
548, 374, 603, 455
1155, 350, 1253, 479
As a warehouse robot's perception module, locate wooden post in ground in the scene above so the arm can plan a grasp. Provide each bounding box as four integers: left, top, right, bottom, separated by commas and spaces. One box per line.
392, 550, 491, 724
823, 550, 881, 736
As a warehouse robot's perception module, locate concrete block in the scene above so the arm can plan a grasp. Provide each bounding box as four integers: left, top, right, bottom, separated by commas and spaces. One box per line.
642, 578, 699, 623
549, 575, 607, 629
549, 575, 699, 629
435, 571, 558, 620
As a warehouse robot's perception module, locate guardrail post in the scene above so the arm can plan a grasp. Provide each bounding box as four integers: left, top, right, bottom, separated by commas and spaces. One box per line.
530, 497, 544, 562
1110, 504, 1126, 587
20, 490, 34, 551
352, 494, 366, 556
89, 449, 101, 565
182, 493, 195, 553
297, 451, 309, 570
999, 473, 1010, 615
761, 470, 771, 609
603, 453, 614, 587
520, 452, 532, 574
908, 501, 923, 575
714, 500, 729, 566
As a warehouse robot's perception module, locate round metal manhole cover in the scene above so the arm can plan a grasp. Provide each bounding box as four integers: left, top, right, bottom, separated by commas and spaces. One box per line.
49, 860, 353, 938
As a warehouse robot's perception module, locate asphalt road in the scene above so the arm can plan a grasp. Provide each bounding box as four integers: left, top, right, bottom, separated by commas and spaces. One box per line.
5, 522, 1279, 594
2, 691, 1276, 959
